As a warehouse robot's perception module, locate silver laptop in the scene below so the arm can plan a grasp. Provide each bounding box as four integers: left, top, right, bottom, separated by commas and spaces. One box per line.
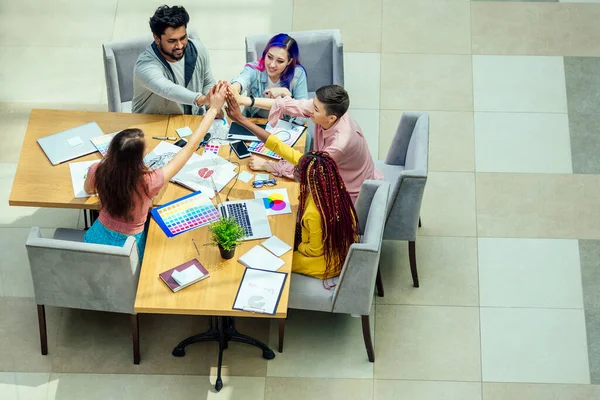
211, 177, 272, 241
37, 122, 104, 165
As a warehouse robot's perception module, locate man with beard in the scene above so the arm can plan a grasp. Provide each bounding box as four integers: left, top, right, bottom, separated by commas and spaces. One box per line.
132, 5, 217, 115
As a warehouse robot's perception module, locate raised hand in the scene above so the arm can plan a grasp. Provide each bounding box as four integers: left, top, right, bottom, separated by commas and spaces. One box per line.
209, 83, 227, 110
225, 91, 244, 123
263, 87, 291, 99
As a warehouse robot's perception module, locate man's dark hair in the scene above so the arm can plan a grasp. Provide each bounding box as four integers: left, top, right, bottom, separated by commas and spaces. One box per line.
315, 85, 350, 119
149, 5, 190, 37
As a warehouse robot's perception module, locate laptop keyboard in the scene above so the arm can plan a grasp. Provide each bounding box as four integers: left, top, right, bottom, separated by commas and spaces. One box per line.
222, 203, 253, 237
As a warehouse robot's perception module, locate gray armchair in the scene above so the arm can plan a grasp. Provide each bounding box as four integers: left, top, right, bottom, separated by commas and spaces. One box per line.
102, 32, 197, 112
277, 180, 390, 362
102, 37, 151, 113
376, 112, 429, 288
245, 29, 344, 98
25, 227, 142, 364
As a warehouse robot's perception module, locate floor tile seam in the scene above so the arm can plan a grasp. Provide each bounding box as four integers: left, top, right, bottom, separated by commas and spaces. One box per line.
376, 303, 585, 311
379, 109, 570, 114
473, 171, 598, 177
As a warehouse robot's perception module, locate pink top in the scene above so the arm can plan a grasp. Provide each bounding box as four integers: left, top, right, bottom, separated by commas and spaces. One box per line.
86, 163, 165, 235
267, 97, 383, 203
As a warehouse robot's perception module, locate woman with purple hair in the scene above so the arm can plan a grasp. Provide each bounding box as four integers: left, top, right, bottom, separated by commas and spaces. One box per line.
230, 33, 308, 124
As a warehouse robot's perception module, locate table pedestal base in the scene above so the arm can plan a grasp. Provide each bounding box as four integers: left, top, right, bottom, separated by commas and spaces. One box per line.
172, 316, 275, 391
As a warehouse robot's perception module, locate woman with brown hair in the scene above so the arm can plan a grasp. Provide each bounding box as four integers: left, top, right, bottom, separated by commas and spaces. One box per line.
83, 84, 227, 259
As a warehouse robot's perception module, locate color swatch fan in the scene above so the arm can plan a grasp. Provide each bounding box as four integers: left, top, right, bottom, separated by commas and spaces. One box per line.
90, 132, 118, 157
253, 188, 292, 216
151, 191, 220, 238
247, 119, 306, 159
247, 141, 281, 159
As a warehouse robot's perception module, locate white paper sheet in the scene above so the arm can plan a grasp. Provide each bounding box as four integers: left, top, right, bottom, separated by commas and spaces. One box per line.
255, 173, 269, 182
261, 236, 292, 257
233, 268, 287, 315
254, 188, 292, 216
67, 136, 84, 147
238, 170, 254, 183
144, 141, 237, 198
176, 126, 193, 138
69, 160, 100, 198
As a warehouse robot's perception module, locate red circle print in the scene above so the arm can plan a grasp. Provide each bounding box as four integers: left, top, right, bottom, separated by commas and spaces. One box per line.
197, 168, 214, 179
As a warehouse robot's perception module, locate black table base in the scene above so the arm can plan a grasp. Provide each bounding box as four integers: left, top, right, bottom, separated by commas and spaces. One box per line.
172, 316, 275, 391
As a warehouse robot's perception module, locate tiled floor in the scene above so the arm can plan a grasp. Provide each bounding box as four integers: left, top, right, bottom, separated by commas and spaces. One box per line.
1, 0, 599, 399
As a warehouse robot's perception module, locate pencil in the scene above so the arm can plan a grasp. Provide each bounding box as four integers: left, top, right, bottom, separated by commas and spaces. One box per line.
152, 136, 178, 140
192, 238, 200, 255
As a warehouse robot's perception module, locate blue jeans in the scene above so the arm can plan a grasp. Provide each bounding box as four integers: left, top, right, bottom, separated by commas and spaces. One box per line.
84, 220, 147, 261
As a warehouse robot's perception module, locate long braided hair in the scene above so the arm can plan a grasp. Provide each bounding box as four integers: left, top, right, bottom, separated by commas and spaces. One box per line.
295, 151, 358, 288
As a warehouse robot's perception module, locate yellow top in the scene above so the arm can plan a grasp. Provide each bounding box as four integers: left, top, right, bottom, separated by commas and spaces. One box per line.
265, 135, 328, 279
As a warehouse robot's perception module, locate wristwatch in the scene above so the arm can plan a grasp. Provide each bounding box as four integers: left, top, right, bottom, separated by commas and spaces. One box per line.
249, 95, 255, 108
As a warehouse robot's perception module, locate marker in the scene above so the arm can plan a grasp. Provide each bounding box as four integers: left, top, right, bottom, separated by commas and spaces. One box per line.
192, 238, 200, 255
153, 136, 178, 140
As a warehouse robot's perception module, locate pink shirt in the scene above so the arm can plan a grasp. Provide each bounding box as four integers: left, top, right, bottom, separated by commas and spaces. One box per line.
267, 97, 383, 203
86, 163, 165, 235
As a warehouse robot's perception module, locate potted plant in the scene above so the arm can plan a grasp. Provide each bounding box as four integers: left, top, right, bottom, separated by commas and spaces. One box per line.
208, 217, 245, 259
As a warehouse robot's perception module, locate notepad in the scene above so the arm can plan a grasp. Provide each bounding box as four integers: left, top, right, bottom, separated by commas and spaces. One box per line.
238, 170, 254, 183
176, 126, 193, 138
261, 236, 292, 257
159, 259, 210, 292
238, 245, 284, 271
255, 173, 270, 182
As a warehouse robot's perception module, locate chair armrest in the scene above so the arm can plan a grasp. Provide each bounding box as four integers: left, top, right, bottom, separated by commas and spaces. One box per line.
384, 174, 427, 241
102, 44, 122, 112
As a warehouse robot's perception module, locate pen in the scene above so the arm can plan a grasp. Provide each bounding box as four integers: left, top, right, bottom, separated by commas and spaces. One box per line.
192, 238, 200, 255
153, 136, 178, 140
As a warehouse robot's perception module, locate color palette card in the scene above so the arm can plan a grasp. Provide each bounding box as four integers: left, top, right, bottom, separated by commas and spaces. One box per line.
247, 141, 281, 160
151, 191, 220, 238
253, 188, 292, 216
90, 132, 118, 157
203, 143, 220, 156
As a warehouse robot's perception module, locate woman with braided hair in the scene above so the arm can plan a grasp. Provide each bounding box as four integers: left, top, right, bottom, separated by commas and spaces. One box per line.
226, 93, 358, 282
292, 151, 359, 282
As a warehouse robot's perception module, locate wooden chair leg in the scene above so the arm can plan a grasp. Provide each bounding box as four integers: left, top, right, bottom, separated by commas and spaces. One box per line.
408, 241, 419, 288
361, 315, 375, 362
131, 314, 140, 365
375, 264, 384, 297
37, 305, 48, 356
278, 319, 285, 353
418, 217, 422, 228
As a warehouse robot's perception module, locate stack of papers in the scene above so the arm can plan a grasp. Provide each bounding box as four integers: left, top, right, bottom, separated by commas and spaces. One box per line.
144, 141, 237, 198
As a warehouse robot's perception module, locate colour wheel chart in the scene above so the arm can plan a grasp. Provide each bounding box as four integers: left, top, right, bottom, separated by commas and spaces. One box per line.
90, 132, 118, 157
253, 188, 292, 216
151, 191, 220, 238
247, 141, 281, 160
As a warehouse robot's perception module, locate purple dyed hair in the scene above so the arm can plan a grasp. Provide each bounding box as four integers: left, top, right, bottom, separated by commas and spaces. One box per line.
246, 33, 305, 89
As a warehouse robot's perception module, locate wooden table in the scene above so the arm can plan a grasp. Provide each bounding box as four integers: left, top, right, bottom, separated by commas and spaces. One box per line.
134, 113, 302, 319
135, 114, 303, 392
9, 109, 171, 209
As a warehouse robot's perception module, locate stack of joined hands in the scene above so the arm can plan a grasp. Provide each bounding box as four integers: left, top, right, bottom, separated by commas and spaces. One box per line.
206, 80, 274, 172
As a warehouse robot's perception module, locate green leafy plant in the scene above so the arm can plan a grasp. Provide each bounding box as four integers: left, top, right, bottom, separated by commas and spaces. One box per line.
208, 217, 245, 251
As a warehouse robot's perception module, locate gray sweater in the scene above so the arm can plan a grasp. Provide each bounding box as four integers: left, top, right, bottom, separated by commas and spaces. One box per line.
132, 38, 215, 115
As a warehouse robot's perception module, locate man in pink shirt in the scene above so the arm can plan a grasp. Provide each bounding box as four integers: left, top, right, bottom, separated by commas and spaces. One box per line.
231, 85, 382, 203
